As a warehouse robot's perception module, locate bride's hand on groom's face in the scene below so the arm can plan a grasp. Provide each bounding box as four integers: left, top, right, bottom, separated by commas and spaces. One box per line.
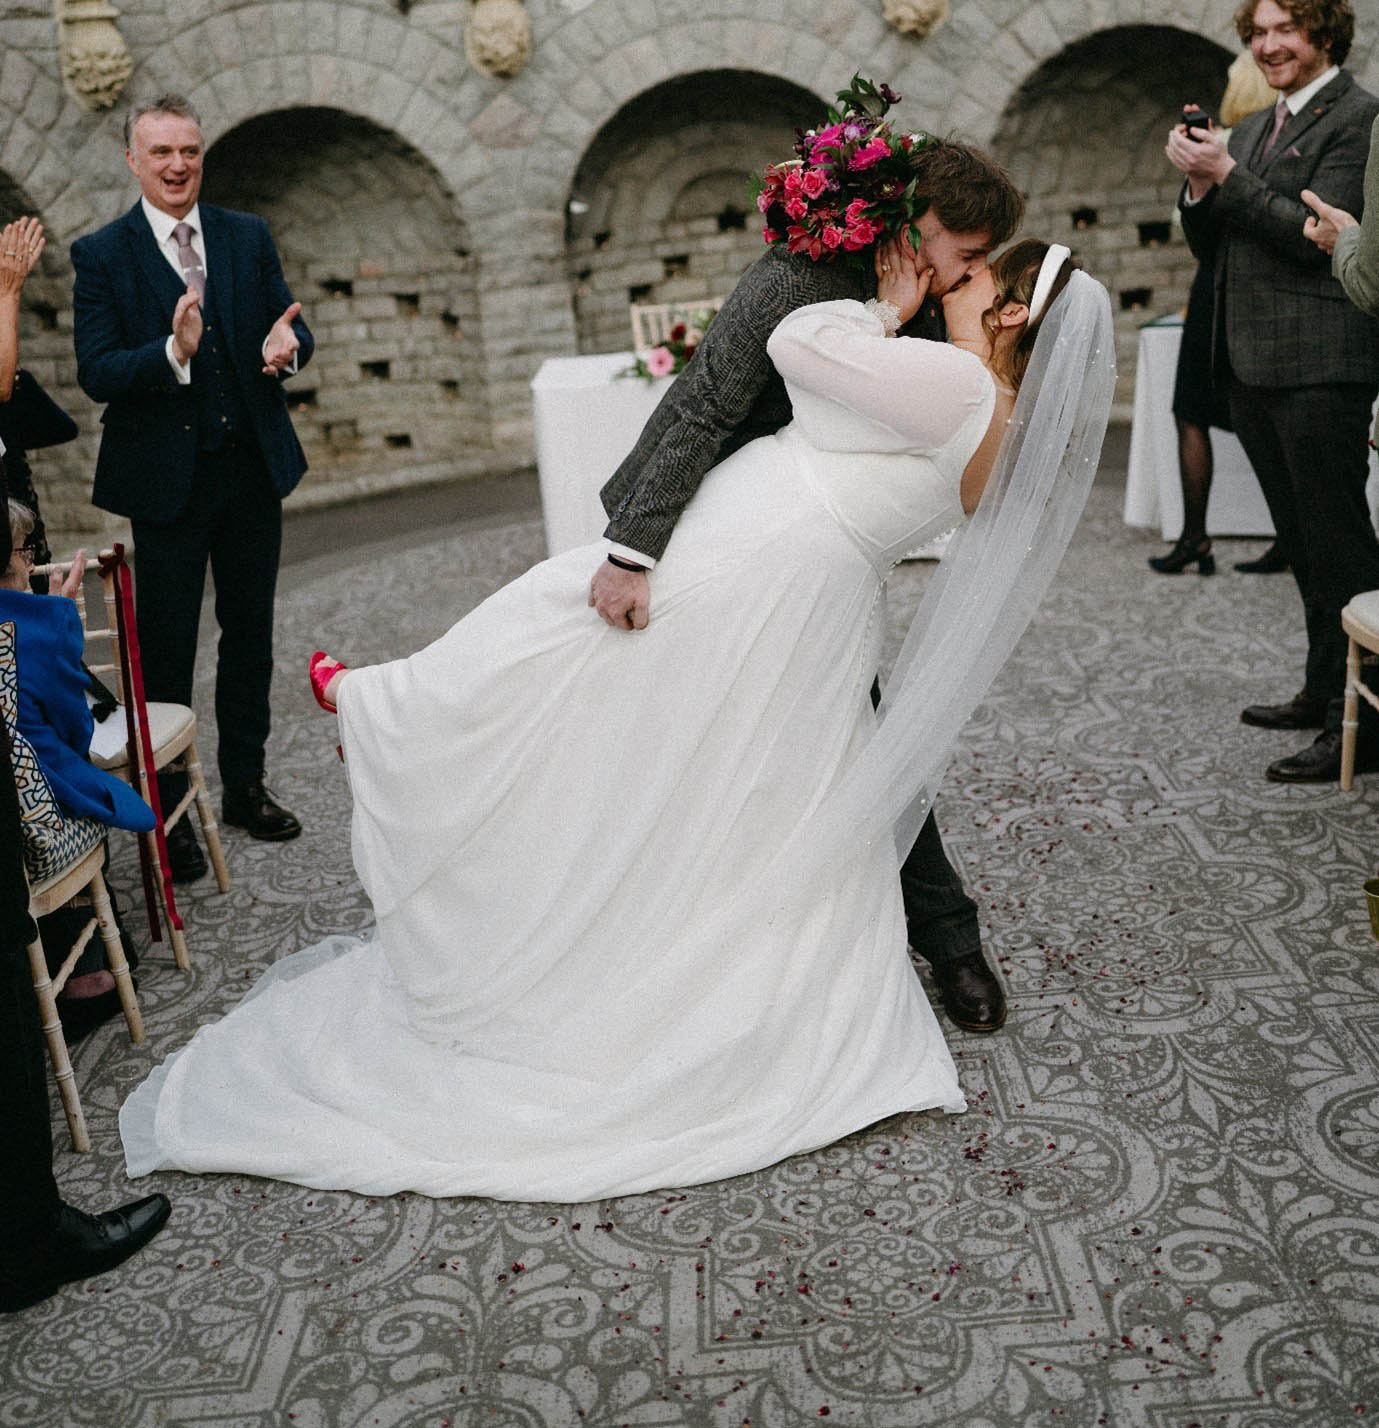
874, 237, 932, 328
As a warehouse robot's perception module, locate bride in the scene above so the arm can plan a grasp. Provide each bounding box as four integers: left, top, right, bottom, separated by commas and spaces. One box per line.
121, 240, 1114, 1203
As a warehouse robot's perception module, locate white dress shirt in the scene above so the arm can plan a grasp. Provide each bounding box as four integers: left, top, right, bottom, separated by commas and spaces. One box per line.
140, 196, 296, 382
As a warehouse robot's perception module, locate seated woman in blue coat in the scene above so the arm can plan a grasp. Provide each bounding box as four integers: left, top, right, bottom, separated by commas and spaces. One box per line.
1, 498, 154, 834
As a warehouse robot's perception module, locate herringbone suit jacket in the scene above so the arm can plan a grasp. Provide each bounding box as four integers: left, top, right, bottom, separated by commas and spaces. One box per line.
1180, 69, 1379, 390
602, 247, 939, 562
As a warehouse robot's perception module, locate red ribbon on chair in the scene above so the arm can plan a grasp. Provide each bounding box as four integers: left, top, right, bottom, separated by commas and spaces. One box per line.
102, 544, 180, 943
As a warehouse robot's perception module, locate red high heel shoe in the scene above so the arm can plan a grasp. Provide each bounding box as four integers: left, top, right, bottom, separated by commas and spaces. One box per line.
309, 651, 347, 713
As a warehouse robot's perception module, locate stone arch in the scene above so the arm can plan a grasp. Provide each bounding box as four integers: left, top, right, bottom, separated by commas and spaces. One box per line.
563, 70, 821, 355
990, 25, 1238, 412
203, 107, 491, 500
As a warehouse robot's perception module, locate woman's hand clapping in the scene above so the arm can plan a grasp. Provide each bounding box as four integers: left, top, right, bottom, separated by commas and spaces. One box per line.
0, 216, 44, 297
49, 549, 87, 602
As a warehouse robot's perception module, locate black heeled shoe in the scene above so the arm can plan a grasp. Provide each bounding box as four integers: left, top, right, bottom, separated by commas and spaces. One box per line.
1148, 535, 1214, 575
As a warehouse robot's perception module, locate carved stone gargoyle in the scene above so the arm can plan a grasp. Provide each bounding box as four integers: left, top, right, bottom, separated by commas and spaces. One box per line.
465, 0, 533, 79
56, 0, 134, 111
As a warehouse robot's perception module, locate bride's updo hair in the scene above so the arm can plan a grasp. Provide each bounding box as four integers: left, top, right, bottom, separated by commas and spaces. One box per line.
982, 238, 1080, 391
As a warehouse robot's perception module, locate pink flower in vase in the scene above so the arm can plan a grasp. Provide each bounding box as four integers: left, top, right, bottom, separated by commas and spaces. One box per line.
645, 346, 675, 378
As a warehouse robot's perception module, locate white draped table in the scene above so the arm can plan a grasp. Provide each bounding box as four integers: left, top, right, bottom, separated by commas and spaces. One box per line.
1125, 321, 1379, 539
530, 352, 950, 563
1124, 321, 1275, 539
530, 353, 670, 557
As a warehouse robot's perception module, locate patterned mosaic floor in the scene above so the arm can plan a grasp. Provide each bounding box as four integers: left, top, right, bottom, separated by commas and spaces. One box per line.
4, 476, 1378, 1428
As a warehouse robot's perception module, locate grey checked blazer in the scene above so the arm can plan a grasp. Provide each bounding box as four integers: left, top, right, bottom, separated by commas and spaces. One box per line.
601, 247, 919, 562
1180, 69, 1379, 390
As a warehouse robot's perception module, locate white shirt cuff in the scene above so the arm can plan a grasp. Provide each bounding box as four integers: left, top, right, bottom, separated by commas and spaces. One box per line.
606, 541, 656, 571
166, 335, 191, 384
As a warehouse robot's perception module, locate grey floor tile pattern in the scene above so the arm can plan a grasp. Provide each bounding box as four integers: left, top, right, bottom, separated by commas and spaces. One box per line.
4, 486, 1378, 1428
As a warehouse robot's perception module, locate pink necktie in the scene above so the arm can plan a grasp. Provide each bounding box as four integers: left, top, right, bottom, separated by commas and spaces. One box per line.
1260, 98, 1289, 159
172, 221, 205, 299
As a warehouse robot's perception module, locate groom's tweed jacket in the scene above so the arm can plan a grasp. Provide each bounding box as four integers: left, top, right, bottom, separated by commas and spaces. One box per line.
1180, 68, 1379, 391
601, 247, 938, 562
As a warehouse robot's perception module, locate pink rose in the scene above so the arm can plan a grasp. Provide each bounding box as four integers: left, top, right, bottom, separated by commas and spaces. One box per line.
756, 190, 773, 215
845, 198, 871, 225
783, 167, 804, 195
645, 346, 675, 378
822, 226, 844, 250
842, 218, 880, 251
848, 139, 891, 171
800, 168, 828, 199
762, 226, 780, 243
784, 197, 808, 221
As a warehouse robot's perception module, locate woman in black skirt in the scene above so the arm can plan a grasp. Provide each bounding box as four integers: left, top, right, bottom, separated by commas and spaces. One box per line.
1149, 57, 1285, 576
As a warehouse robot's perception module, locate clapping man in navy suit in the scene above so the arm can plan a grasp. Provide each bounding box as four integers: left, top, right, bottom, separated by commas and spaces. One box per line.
72, 95, 313, 878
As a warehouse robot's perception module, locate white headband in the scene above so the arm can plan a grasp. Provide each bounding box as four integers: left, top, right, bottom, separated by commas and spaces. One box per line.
1028, 243, 1071, 323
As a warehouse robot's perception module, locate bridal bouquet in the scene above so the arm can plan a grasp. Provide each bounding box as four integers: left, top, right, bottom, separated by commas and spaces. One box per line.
756, 74, 933, 265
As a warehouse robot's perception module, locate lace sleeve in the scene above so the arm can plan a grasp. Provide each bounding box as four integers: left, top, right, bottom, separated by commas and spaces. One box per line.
766, 299, 991, 451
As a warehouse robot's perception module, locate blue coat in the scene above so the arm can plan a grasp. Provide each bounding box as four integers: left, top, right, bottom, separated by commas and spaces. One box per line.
0, 588, 156, 832
71, 202, 314, 523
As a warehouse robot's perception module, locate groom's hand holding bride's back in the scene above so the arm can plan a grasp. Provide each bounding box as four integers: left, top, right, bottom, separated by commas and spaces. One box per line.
589, 559, 650, 630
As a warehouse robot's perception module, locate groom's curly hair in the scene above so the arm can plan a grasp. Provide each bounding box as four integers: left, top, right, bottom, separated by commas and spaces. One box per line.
909, 139, 1024, 247
1233, 0, 1353, 66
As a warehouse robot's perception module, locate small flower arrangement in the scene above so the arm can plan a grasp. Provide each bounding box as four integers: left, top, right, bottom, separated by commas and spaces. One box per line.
756, 74, 934, 266
622, 310, 715, 384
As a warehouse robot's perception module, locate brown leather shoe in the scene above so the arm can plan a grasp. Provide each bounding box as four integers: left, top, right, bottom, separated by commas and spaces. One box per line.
931, 951, 1007, 1033
1240, 693, 1327, 730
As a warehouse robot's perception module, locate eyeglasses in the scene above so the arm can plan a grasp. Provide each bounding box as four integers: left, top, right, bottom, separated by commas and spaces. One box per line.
14, 540, 39, 564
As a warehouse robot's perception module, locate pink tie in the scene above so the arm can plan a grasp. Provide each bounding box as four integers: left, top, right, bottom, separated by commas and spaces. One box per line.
172, 221, 205, 299
1260, 98, 1289, 159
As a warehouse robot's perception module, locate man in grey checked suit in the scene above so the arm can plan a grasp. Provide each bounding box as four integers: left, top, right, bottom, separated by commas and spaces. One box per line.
588, 138, 1024, 1033
1171, 0, 1379, 781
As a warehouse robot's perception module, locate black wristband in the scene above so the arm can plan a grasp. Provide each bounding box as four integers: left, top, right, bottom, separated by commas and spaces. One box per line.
606, 554, 647, 572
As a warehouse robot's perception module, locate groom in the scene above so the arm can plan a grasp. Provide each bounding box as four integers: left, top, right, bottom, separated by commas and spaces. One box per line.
588, 134, 1024, 1033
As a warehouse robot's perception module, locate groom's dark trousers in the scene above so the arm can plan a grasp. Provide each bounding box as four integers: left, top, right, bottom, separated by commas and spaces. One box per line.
601, 247, 981, 968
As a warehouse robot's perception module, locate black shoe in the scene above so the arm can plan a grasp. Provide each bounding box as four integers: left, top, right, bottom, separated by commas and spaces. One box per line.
1240, 692, 1328, 730
1148, 534, 1214, 575
1266, 728, 1379, 783
222, 778, 301, 841
1234, 543, 1289, 574
930, 951, 1007, 1033
56, 987, 126, 1043
0, 1195, 172, 1313
164, 816, 207, 884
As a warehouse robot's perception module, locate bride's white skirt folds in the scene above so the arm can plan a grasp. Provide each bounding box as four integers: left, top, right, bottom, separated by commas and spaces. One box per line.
122, 430, 966, 1202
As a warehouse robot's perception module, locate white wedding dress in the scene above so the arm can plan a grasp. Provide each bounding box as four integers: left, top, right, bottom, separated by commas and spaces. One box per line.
121, 301, 997, 1202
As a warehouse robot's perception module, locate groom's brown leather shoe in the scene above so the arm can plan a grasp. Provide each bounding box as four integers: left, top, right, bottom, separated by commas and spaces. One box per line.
931, 951, 1007, 1033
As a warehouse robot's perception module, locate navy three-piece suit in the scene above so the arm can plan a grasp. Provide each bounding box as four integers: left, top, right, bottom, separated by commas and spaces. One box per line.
71, 202, 313, 789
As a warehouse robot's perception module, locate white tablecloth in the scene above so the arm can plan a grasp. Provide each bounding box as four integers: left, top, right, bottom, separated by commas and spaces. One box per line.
1124, 323, 1379, 539
530, 353, 671, 557
1124, 323, 1275, 538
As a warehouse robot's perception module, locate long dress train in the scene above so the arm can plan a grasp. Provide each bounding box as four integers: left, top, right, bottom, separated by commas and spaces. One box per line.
121, 301, 997, 1202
